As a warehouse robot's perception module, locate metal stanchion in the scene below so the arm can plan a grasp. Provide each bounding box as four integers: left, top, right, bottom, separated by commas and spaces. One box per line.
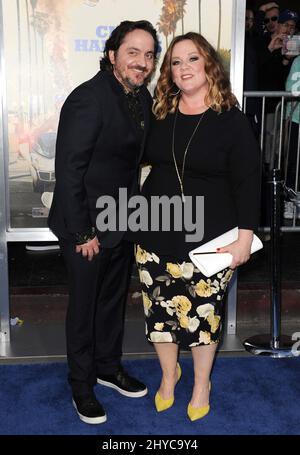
243, 169, 295, 357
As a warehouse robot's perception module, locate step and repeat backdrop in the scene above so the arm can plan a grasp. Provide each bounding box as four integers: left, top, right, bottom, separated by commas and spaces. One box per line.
2, 0, 233, 228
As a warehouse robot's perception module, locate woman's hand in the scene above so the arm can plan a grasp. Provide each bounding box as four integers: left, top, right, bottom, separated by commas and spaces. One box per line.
217, 229, 253, 269
76, 236, 100, 261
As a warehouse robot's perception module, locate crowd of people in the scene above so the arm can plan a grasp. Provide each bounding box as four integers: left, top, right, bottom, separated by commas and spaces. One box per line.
244, 1, 300, 219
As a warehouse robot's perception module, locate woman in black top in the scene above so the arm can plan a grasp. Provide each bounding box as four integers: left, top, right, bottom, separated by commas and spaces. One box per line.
133, 32, 260, 421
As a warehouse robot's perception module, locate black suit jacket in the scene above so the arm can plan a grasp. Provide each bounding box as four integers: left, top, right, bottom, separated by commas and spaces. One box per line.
48, 70, 152, 247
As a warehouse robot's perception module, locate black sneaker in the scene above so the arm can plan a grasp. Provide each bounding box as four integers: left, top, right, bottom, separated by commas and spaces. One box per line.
72, 393, 107, 424
97, 367, 148, 398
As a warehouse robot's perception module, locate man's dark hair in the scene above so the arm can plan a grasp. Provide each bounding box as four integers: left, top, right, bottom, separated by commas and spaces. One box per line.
100, 20, 159, 71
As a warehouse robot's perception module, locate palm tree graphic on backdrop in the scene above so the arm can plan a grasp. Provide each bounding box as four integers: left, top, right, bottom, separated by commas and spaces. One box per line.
16, 0, 72, 126
158, 0, 222, 50
157, 0, 187, 48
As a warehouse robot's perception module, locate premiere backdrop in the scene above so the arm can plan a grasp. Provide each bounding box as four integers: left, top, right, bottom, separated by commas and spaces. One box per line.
2, 0, 233, 228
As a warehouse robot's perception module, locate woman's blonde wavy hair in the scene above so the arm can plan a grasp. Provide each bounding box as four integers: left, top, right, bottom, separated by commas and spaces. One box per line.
153, 32, 238, 120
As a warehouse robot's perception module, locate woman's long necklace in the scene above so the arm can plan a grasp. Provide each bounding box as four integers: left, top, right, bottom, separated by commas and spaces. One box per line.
172, 107, 206, 203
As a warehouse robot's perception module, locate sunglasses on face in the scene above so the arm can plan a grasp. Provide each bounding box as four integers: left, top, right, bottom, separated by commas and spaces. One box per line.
264, 16, 278, 24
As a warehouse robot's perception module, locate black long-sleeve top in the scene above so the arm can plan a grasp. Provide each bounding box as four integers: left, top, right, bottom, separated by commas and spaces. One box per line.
257, 36, 293, 113
131, 106, 261, 259
258, 44, 292, 92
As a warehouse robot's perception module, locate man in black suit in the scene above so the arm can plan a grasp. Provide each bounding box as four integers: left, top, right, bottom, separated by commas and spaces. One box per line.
48, 20, 159, 424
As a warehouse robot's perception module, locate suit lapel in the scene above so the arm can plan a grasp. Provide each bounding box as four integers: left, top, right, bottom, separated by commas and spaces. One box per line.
106, 71, 137, 133
105, 71, 151, 165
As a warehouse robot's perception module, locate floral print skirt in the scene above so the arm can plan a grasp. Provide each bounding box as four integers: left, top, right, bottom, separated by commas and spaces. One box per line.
135, 244, 234, 350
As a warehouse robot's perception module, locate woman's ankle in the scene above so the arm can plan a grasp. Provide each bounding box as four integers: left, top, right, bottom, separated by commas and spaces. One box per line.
190, 383, 210, 407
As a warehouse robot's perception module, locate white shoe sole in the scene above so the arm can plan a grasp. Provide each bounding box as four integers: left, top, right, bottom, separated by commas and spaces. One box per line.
97, 379, 148, 398
72, 399, 107, 424
25, 244, 60, 251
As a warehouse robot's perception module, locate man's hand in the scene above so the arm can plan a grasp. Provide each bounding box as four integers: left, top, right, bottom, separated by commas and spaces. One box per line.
259, 2, 279, 13
76, 236, 100, 261
268, 33, 285, 52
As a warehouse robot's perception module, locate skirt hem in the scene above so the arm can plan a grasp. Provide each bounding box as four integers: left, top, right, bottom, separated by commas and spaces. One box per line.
146, 336, 220, 350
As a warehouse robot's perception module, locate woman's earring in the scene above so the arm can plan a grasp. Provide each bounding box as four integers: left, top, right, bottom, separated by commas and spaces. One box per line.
170, 85, 181, 96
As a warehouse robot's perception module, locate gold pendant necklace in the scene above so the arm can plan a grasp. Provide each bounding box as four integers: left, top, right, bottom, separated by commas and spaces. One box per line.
172, 107, 206, 203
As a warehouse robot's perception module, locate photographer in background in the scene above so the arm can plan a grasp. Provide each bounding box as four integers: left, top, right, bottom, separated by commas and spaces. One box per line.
258, 8, 298, 165
255, 2, 280, 38
244, 6, 260, 137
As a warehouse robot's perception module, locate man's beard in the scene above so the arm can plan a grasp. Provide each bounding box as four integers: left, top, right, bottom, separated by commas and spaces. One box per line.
125, 66, 151, 90
124, 76, 144, 90
113, 66, 153, 91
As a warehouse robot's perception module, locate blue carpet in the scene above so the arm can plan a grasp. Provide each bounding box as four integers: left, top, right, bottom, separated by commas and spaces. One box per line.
0, 357, 300, 435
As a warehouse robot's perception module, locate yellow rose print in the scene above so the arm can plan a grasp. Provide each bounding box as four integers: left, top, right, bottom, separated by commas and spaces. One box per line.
172, 295, 192, 314
136, 245, 149, 264
195, 279, 214, 297
142, 291, 152, 316
220, 269, 234, 289
224, 269, 234, 282
207, 312, 221, 333
154, 322, 164, 331
138, 245, 229, 349
179, 314, 189, 329
166, 262, 182, 278
166, 262, 194, 280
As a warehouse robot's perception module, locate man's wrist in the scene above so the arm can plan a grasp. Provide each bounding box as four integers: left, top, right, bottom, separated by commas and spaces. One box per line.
74, 227, 96, 245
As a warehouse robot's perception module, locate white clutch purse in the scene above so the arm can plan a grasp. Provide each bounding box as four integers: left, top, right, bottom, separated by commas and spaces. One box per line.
189, 227, 263, 278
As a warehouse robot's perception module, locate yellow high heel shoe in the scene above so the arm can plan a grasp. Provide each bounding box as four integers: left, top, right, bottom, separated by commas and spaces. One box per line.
155, 363, 182, 412
187, 381, 211, 422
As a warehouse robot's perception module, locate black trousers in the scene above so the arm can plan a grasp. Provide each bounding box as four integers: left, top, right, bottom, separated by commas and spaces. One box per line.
60, 238, 133, 396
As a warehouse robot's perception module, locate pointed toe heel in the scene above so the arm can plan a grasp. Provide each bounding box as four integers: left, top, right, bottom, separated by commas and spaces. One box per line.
154, 362, 181, 412
187, 403, 210, 421
187, 381, 211, 421
155, 391, 174, 412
